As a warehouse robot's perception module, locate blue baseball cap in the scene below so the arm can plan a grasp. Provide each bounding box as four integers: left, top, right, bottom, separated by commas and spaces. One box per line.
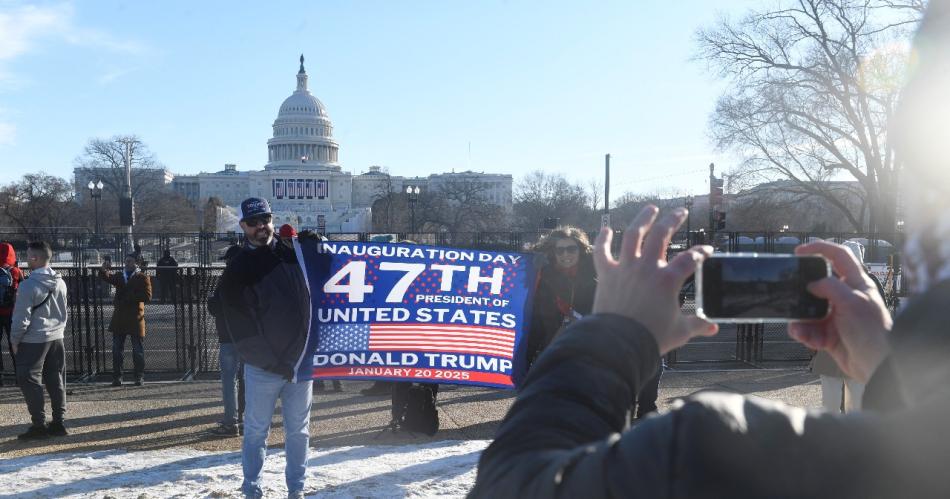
240, 197, 272, 221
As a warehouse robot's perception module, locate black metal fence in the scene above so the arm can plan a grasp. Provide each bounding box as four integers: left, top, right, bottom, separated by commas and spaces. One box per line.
0, 266, 223, 381
0, 230, 905, 378
0, 229, 905, 265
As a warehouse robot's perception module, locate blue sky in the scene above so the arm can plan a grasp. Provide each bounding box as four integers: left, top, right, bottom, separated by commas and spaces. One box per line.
0, 0, 752, 199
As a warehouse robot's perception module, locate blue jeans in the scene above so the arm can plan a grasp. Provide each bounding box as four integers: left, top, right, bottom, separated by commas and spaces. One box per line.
112, 334, 144, 380
219, 343, 244, 425
241, 364, 313, 496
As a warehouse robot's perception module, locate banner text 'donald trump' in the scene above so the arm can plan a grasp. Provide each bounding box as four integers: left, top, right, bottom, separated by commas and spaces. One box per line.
294, 239, 535, 388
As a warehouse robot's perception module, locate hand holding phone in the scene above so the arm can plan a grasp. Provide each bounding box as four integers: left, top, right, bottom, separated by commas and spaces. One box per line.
696, 254, 830, 323
788, 241, 893, 382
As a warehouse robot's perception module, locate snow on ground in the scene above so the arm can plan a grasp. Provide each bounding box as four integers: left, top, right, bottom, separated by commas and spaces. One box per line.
0, 440, 489, 498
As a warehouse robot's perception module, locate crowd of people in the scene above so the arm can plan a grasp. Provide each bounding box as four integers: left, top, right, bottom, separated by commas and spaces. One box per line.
2, 3, 948, 497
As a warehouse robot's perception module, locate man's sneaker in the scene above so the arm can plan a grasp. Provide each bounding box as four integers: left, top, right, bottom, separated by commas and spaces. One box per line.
111, 378, 123, 386
134, 378, 144, 386
208, 422, 239, 437
287, 490, 305, 499
332, 380, 343, 392
47, 421, 68, 436
17, 425, 49, 440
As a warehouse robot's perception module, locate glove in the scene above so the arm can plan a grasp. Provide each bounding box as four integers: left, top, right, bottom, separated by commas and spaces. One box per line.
297, 230, 326, 241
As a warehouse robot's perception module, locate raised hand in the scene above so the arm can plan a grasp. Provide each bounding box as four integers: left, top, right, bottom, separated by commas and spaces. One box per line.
592, 205, 718, 354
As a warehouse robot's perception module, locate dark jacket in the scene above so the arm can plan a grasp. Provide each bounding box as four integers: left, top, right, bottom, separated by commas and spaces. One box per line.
156, 255, 178, 279
218, 239, 311, 380
526, 253, 596, 365
100, 269, 152, 337
471, 280, 950, 498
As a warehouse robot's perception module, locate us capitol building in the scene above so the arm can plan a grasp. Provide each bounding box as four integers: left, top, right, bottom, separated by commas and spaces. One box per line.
75, 55, 513, 232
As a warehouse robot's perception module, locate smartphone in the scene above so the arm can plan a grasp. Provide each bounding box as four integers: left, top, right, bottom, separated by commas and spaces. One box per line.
696, 254, 831, 323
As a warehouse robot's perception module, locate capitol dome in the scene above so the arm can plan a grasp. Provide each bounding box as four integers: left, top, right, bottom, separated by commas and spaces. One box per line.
278, 90, 327, 118
265, 54, 340, 170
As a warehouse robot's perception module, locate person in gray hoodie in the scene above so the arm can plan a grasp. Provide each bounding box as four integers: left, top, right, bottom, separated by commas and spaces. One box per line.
10, 241, 69, 440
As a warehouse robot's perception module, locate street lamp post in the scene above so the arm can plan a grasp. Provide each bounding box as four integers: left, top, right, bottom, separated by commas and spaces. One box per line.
87, 180, 104, 236
685, 195, 694, 247
406, 185, 420, 233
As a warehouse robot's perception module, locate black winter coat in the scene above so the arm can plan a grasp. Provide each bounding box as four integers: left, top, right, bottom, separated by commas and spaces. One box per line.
218, 240, 312, 380
526, 254, 596, 365
471, 280, 950, 498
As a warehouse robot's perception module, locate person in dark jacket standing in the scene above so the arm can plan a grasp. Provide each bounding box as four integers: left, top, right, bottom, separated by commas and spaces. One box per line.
100, 254, 152, 386
155, 250, 178, 303
218, 198, 315, 499
0, 242, 24, 380
208, 245, 244, 436
10, 241, 69, 440
526, 227, 596, 367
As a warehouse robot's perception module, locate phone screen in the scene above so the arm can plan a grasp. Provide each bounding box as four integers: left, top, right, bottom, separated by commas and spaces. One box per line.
698, 256, 829, 322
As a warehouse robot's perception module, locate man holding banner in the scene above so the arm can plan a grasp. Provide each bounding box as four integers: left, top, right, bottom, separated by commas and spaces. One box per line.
218, 198, 320, 499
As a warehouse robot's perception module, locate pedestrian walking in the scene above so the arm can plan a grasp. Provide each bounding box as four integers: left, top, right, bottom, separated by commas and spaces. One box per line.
0, 242, 24, 381
10, 241, 69, 440
219, 197, 323, 499
100, 254, 152, 386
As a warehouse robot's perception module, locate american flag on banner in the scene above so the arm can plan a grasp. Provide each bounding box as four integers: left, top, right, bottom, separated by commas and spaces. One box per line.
318, 323, 515, 358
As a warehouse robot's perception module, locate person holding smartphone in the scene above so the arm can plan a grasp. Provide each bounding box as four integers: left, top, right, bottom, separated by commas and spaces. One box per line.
472, 8, 950, 489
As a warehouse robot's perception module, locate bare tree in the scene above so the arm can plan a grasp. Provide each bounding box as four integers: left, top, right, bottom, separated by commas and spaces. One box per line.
587, 178, 603, 212
74, 135, 188, 230
370, 172, 399, 232
513, 170, 593, 230
202, 197, 227, 232
611, 191, 688, 229
416, 180, 508, 233
0, 173, 78, 237
696, 0, 923, 232
727, 181, 865, 232
74, 135, 164, 199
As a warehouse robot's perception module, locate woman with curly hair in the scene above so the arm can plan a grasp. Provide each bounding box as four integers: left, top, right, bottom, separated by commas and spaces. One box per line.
527, 227, 597, 368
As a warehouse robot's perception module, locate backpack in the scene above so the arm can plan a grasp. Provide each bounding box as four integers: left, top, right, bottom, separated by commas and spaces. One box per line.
0, 266, 14, 309
391, 383, 439, 436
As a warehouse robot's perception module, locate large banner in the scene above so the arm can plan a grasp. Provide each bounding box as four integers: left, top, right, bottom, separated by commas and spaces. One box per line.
294, 239, 536, 389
